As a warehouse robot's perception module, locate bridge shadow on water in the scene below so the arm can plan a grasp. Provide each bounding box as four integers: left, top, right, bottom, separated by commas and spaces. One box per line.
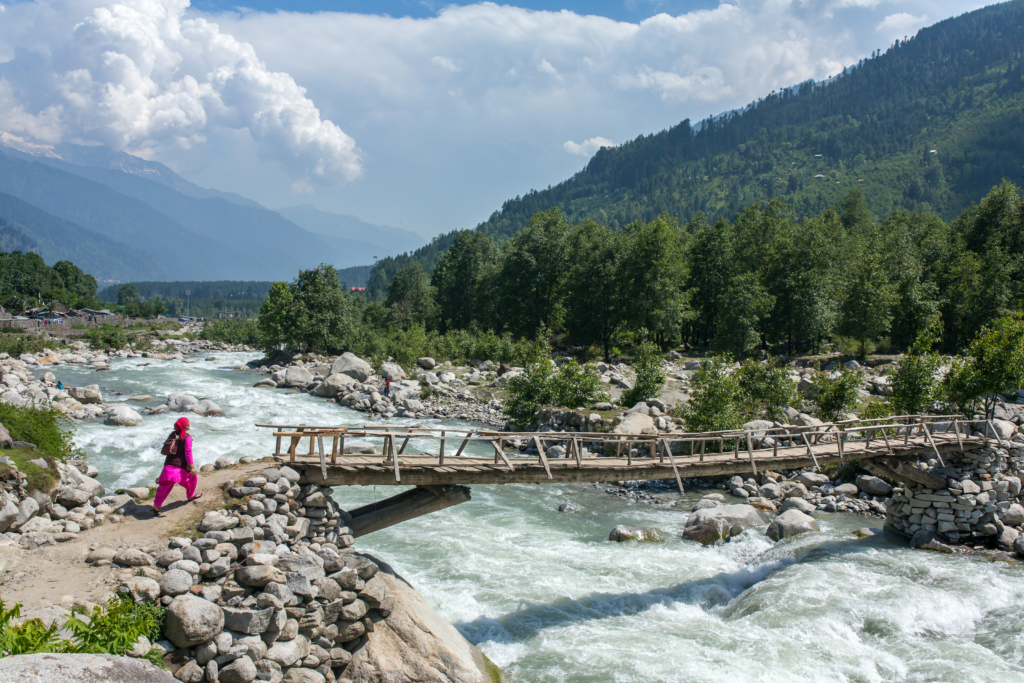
454, 534, 893, 645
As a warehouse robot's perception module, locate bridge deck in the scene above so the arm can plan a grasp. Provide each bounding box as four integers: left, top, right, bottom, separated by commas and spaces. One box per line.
261, 417, 989, 487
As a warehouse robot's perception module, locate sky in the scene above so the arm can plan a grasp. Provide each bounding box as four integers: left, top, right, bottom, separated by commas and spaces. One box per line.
0, 0, 996, 238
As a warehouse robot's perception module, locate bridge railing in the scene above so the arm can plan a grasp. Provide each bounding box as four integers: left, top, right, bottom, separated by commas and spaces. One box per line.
256, 414, 993, 487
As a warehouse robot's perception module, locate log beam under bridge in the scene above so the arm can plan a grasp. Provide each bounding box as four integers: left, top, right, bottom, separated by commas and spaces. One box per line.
346, 485, 472, 538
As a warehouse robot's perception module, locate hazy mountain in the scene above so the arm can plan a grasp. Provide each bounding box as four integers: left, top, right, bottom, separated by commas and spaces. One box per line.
0, 192, 171, 280
277, 205, 426, 256
0, 133, 423, 279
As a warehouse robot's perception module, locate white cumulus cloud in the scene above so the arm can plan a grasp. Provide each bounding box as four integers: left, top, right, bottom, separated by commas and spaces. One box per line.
0, 0, 361, 184
563, 136, 616, 156
876, 12, 930, 42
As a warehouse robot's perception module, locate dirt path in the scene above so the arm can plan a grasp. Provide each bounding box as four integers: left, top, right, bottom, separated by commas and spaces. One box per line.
0, 460, 269, 623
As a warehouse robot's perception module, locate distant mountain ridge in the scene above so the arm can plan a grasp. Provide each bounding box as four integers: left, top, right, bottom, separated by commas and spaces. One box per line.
0, 134, 424, 281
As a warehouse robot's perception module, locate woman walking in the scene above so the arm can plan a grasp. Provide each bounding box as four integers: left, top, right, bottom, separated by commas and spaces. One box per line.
153, 417, 202, 516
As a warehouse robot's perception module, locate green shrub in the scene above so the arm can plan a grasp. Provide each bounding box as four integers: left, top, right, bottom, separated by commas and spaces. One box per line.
0, 334, 49, 357
888, 322, 942, 415
0, 595, 165, 667
200, 318, 259, 346
680, 356, 744, 432
86, 324, 127, 350
621, 338, 666, 407
939, 355, 982, 417
0, 403, 78, 463
735, 358, 797, 421
503, 343, 555, 427
549, 359, 609, 409
812, 369, 863, 421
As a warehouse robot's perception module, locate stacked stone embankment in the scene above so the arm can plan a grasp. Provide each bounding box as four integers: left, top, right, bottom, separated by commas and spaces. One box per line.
884, 442, 1024, 553
83, 466, 382, 682
0, 455, 114, 549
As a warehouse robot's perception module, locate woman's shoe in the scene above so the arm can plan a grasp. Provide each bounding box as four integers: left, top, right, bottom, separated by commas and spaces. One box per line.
152, 507, 163, 517
189, 492, 204, 502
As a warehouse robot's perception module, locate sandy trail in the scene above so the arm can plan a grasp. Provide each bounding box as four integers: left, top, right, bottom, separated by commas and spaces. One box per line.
0, 460, 267, 624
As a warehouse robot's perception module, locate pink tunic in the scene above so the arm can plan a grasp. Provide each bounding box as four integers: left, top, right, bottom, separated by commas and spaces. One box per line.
154, 434, 197, 508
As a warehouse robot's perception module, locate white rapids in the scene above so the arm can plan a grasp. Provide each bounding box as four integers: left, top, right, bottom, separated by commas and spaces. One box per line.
48, 352, 1024, 682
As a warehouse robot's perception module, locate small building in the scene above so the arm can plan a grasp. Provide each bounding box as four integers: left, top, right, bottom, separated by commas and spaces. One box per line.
350, 287, 366, 293
217, 311, 237, 319
814, 174, 826, 178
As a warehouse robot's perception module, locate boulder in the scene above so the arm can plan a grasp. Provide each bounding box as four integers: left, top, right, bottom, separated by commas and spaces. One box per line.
331, 352, 373, 382
12, 497, 39, 531
69, 384, 103, 404
834, 483, 859, 497
222, 606, 274, 635
417, 357, 436, 370
123, 577, 161, 603
283, 366, 314, 388
114, 549, 155, 567
236, 565, 286, 587
0, 653, 177, 682
343, 555, 493, 683
855, 474, 892, 497
264, 637, 310, 667
166, 395, 199, 413
219, 656, 257, 683
612, 412, 656, 435
608, 525, 665, 542
0, 498, 18, 533
164, 594, 224, 648
19, 532, 56, 549
757, 483, 782, 500
159, 569, 194, 597
991, 418, 1016, 441
0, 422, 12, 449
766, 509, 820, 540
1001, 503, 1024, 527
780, 498, 816, 514
313, 373, 357, 398
681, 505, 768, 545
104, 405, 144, 427
192, 399, 225, 417
380, 363, 407, 381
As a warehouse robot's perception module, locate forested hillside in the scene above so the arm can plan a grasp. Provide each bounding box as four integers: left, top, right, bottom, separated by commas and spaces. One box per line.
368, 0, 1024, 297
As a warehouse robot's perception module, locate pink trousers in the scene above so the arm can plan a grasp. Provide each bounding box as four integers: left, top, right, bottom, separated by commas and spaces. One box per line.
154, 465, 198, 508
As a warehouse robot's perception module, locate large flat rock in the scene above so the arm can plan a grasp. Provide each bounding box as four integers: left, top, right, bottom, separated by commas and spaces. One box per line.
0, 653, 176, 682
345, 554, 493, 683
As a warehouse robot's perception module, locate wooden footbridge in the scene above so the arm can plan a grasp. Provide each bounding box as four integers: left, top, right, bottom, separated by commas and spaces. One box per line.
257, 415, 994, 537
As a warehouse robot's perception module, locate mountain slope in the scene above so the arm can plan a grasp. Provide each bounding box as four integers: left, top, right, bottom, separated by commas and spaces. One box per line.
0, 193, 170, 280
475, 0, 1024, 236
277, 205, 426, 256
368, 0, 1024, 295
0, 152, 246, 280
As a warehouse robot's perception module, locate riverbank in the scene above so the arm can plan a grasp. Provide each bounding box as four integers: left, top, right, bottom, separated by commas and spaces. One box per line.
4, 347, 1024, 681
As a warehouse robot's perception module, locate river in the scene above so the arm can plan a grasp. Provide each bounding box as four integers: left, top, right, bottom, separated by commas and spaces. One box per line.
50, 352, 1024, 682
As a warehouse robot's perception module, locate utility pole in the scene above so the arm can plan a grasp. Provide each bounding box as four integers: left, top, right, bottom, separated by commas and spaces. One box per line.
186, 289, 191, 319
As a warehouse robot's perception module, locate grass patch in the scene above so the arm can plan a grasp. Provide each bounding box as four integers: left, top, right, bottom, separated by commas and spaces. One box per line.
0, 447, 58, 493
481, 652, 503, 683
0, 402, 79, 462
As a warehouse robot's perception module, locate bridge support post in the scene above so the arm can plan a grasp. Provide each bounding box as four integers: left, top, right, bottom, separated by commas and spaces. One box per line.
345, 485, 472, 538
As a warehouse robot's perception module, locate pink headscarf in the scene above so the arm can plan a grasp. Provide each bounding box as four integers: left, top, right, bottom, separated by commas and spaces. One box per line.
174, 417, 190, 434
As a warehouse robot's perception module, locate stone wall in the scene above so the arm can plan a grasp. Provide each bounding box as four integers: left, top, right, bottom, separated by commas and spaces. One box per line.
883, 443, 1024, 549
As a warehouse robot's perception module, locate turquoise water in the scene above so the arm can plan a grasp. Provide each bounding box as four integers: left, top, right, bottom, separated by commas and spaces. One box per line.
53, 353, 1024, 683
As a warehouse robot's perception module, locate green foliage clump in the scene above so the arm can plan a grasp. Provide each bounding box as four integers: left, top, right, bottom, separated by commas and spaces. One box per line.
86, 324, 127, 350
503, 344, 556, 428
200, 318, 259, 346
0, 595, 166, 667
679, 356, 744, 433
736, 358, 797, 421
0, 402, 77, 463
0, 334, 49, 358
258, 265, 357, 354
812, 368, 863, 421
504, 343, 608, 426
888, 321, 943, 415
550, 359, 610, 410
944, 314, 1024, 419
621, 338, 666, 407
